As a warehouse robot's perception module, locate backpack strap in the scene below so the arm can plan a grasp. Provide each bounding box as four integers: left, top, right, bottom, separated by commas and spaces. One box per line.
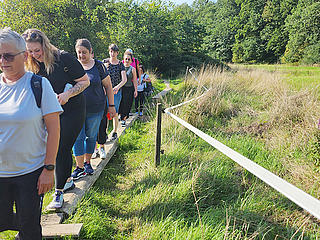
134, 58, 139, 79
95, 59, 107, 80
127, 65, 133, 75
31, 74, 43, 108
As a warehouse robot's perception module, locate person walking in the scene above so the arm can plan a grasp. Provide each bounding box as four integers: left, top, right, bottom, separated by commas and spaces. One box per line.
119, 52, 137, 126
103, 44, 127, 140
23, 29, 90, 209
124, 48, 141, 82
135, 65, 151, 116
95, 44, 127, 158
0, 27, 62, 240
71, 39, 115, 180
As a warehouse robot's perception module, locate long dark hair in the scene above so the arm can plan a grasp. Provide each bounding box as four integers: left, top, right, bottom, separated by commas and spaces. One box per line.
139, 64, 145, 73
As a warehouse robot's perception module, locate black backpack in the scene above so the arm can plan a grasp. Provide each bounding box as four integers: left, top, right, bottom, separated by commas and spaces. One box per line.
31, 74, 42, 108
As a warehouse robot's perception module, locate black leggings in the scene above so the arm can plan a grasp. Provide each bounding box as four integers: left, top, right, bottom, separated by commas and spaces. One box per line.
0, 167, 43, 240
97, 104, 108, 145
135, 91, 144, 113
119, 86, 134, 120
55, 99, 86, 189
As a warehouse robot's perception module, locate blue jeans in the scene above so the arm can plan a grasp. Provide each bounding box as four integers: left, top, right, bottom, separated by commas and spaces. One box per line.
113, 90, 122, 113
73, 110, 104, 156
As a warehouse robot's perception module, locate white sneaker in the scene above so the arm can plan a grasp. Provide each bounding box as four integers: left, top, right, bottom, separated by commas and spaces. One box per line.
48, 190, 64, 209
99, 147, 106, 159
91, 148, 99, 159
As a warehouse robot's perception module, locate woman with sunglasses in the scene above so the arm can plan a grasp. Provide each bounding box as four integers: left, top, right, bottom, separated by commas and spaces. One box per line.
0, 28, 62, 240
119, 53, 138, 126
70, 39, 116, 180
22, 29, 90, 209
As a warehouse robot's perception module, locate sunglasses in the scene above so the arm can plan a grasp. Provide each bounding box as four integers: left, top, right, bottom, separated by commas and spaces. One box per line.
0, 51, 25, 62
125, 58, 131, 61
22, 32, 43, 43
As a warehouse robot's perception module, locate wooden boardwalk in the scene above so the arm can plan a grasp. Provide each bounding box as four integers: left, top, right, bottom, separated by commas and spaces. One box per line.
41, 114, 138, 239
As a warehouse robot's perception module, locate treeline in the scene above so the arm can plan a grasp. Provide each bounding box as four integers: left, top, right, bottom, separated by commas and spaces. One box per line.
1, 0, 319, 76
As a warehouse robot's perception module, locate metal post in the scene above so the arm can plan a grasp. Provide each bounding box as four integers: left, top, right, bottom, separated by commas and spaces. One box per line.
155, 103, 162, 167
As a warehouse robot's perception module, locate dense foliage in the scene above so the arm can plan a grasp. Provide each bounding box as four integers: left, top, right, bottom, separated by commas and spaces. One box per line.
0, 0, 319, 76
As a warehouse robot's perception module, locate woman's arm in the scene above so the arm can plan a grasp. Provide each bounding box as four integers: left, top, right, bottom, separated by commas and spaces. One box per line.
113, 70, 127, 94
57, 74, 90, 105
102, 75, 116, 118
37, 112, 60, 194
132, 67, 138, 98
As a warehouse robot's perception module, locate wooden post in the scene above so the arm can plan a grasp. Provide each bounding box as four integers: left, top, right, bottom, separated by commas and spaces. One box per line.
185, 66, 189, 82
155, 103, 162, 167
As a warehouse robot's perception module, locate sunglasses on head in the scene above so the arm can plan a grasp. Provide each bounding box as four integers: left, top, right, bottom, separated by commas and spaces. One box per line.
22, 32, 43, 43
0, 51, 25, 62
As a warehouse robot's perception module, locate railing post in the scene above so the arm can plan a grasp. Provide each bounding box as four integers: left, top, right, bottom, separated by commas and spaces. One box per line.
155, 103, 162, 167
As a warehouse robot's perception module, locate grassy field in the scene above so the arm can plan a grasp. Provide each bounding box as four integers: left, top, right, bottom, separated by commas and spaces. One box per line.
231, 64, 320, 91
1, 65, 320, 239
62, 64, 320, 239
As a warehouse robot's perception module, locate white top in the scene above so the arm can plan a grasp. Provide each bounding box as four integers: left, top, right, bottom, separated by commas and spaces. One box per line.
0, 71, 63, 177
137, 73, 149, 92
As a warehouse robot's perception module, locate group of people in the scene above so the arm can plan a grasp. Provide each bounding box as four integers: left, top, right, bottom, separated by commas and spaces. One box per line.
0, 27, 152, 240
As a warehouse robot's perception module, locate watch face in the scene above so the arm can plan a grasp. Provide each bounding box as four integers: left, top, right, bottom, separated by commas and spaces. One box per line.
44, 165, 55, 170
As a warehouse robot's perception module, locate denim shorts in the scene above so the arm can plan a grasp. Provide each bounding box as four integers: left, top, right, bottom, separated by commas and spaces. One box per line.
108, 90, 122, 113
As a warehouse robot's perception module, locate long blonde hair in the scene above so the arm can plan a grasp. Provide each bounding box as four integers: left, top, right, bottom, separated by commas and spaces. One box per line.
22, 29, 58, 74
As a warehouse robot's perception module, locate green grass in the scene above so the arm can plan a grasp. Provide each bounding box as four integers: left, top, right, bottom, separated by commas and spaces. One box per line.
64, 66, 320, 239
231, 64, 320, 91
63, 119, 319, 239
2, 65, 320, 239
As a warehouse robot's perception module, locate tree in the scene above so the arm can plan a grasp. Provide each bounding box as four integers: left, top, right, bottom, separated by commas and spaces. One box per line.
284, 1, 320, 64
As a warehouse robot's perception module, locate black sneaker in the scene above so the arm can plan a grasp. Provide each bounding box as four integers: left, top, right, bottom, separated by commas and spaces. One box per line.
111, 132, 117, 140
71, 166, 87, 180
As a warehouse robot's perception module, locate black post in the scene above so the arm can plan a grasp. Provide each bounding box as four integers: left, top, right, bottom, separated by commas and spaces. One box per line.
155, 103, 162, 167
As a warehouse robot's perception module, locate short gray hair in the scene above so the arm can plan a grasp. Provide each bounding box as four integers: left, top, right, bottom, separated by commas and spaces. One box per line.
0, 27, 26, 52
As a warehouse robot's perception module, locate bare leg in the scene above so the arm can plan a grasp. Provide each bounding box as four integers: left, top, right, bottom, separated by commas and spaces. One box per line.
113, 113, 118, 134
75, 155, 85, 168
84, 153, 93, 163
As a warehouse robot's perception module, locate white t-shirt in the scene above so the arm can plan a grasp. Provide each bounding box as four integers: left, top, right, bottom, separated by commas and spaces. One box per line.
137, 73, 149, 92
0, 71, 63, 177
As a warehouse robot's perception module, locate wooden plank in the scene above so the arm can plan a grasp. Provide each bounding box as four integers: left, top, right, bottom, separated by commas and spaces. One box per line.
41, 213, 64, 226
42, 223, 82, 238
152, 81, 171, 100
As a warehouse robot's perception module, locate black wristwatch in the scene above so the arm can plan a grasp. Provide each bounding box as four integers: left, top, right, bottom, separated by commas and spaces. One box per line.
109, 104, 115, 107
44, 164, 55, 171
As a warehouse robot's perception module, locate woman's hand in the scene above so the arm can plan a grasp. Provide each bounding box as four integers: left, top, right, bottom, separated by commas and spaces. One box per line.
108, 106, 116, 118
37, 169, 54, 195
113, 86, 120, 94
57, 92, 70, 105
134, 90, 138, 98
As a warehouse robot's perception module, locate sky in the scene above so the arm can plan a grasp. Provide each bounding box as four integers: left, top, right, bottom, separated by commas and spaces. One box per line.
173, 0, 194, 6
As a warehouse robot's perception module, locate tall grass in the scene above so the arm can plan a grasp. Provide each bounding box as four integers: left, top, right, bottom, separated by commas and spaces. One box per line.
57, 65, 320, 239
